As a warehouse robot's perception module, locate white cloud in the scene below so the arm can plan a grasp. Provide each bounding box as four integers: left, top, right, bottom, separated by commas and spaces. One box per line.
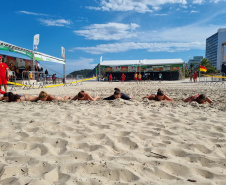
18, 11, 48, 16
210, 0, 226, 2
74, 23, 139, 40
39, 19, 71, 27
193, 0, 204, 4
88, 0, 187, 13
70, 42, 204, 54
191, 10, 199, 13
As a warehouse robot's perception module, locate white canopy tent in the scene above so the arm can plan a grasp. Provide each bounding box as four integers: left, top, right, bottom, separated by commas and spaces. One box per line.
100, 59, 184, 66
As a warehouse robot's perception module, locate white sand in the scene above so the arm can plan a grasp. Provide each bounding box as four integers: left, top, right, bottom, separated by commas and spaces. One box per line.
0, 80, 226, 185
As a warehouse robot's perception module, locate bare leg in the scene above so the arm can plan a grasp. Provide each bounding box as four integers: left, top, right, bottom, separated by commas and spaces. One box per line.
4, 84, 7, 92
64, 95, 71, 100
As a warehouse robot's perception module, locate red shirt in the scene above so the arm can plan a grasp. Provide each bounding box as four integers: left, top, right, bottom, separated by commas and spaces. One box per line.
0, 63, 9, 77
122, 74, 126, 79
194, 72, 198, 78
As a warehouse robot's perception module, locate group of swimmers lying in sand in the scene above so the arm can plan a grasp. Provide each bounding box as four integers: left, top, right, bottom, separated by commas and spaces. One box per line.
0, 88, 213, 104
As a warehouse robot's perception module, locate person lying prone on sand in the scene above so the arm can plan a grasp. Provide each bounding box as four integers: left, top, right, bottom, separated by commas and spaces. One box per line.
183, 94, 213, 104
2, 92, 38, 102
104, 88, 132, 100
71, 90, 99, 101
35, 91, 71, 101
143, 89, 174, 102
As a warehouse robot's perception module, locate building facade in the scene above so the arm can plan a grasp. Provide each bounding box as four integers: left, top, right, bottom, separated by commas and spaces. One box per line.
206, 28, 226, 70
187, 56, 203, 70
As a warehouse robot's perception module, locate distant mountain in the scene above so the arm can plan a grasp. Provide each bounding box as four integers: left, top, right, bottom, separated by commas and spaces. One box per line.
67, 66, 97, 78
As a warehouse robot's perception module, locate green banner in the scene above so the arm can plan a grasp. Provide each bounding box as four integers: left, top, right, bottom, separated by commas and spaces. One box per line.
0, 45, 33, 58
0, 45, 65, 64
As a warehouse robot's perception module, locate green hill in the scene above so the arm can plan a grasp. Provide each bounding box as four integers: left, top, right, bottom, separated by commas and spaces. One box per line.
67, 67, 97, 78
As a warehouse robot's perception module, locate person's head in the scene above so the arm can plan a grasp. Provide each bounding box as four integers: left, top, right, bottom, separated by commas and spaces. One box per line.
78, 90, 85, 99
156, 89, 164, 101
0, 56, 2, 63
39, 91, 48, 101
196, 94, 206, 104
113, 88, 121, 99
3, 92, 20, 102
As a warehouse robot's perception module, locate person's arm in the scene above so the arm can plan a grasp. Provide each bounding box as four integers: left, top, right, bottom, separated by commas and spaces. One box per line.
163, 95, 174, 102
86, 93, 99, 101
206, 97, 213, 103
71, 95, 78, 100
6, 67, 9, 80
103, 95, 115, 100
183, 95, 196, 103
143, 94, 150, 99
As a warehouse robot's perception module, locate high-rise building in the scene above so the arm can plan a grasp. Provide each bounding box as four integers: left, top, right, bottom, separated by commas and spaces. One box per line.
188, 56, 203, 69
206, 28, 226, 70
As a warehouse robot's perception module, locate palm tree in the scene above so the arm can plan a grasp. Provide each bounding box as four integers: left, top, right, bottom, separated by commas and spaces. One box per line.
189, 63, 194, 72
200, 58, 217, 74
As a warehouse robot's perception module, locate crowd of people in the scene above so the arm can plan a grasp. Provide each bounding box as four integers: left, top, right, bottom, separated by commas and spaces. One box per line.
106, 72, 163, 84
0, 88, 213, 104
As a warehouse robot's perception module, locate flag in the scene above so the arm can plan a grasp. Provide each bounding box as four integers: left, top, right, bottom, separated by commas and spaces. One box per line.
33, 34, 40, 50
200, 65, 207, 72
61, 46, 65, 59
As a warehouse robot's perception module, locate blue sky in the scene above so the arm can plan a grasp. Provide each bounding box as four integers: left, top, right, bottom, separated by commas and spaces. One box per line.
1, 0, 226, 75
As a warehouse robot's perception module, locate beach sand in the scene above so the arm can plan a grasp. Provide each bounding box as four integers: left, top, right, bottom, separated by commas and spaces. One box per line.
0, 80, 226, 185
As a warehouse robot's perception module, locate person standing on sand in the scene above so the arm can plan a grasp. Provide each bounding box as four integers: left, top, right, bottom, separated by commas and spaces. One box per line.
193, 71, 198, 83
0, 56, 9, 92
109, 73, 113, 83
159, 73, 162, 83
134, 72, 138, 83
138, 73, 142, 84
121, 73, 126, 84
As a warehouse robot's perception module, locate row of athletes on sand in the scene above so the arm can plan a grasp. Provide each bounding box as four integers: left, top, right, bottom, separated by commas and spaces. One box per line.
0, 88, 212, 104
108, 72, 162, 84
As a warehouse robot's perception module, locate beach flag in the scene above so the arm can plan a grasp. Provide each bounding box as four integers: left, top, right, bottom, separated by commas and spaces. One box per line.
200, 65, 207, 72
61, 46, 65, 59
33, 34, 40, 50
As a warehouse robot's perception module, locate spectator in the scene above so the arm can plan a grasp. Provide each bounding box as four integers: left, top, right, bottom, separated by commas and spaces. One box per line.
52, 74, 56, 84
0, 56, 9, 92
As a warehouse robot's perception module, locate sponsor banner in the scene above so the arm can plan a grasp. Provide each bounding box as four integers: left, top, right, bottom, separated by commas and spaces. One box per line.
0, 44, 65, 64
112, 66, 121, 72
163, 67, 171, 71
105, 67, 112, 72
146, 67, 153, 72
171, 67, 179, 71
121, 66, 128, 72
128, 66, 137, 72
0, 45, 33, 58
34, 53, 65, 64
153, 67, 163, 72
16, 58, 26, 68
